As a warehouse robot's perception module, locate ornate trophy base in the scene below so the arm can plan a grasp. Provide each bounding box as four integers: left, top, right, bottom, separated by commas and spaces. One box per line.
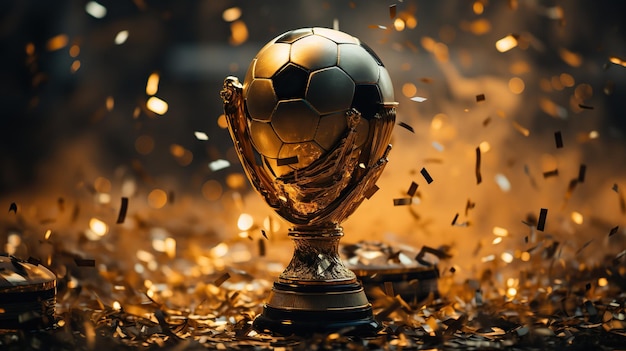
253, 282, 380, 336
252, 227, 380, 336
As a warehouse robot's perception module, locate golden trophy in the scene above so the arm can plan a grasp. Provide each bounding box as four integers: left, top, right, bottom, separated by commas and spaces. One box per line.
221, 27, 396, 335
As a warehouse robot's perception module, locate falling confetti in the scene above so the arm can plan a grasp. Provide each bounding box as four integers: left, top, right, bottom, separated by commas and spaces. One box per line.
194, 131, 209, 140
578, 164, 587, 182
475, 146, 482, 185
609, 226, 620, 237
116, 197, 128, 224
393, 198, 413, 206
209, 159, 230, 171
389, 4, 397, 19
420, 167, 433, 184
407, 181, 418, 196
537, 208, 548, 231
364, 184, 379, 199
554, 131, 563, 148
397, 121, 415, 133
8, 202, 17, 213
410, 96, 427, 102
475, 94, 486, 102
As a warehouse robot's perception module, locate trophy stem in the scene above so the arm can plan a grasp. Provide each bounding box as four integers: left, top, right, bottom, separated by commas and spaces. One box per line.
252, 225, 380, 336
279, 226, 356, 285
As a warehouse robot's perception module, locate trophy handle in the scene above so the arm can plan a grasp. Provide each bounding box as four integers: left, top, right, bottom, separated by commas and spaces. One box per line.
221, 77, 281, 209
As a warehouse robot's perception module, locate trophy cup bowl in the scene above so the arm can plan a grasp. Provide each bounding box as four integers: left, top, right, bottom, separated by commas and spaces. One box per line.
220, 28, 396, 335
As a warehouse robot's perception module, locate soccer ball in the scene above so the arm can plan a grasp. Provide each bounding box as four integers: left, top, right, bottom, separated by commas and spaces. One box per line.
243, 27, 394, 178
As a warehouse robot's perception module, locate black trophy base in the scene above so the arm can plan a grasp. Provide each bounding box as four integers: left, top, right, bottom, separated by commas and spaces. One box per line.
252, 282, 380, 336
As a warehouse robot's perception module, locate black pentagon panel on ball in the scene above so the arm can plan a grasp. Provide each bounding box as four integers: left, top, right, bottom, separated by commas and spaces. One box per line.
279, 141, 325, 171
358, 41, 383, 67
246, 78, 277, 122
306, 67, 355, 115
254, 42, 291, 79
275, 28, 314, 43
271, 99, 319, 143
272, 63, 309, 100
313, 27, 359, 45
315, 111, 348, 151
249, 120, 283, 159
290, 34, 338, 71
338, 44, 380, 84
352, 84, 382, 119
377, 66, 395, 102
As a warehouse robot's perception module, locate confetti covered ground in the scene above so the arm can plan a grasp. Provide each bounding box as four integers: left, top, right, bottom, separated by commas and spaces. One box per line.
1, 1, 626, 350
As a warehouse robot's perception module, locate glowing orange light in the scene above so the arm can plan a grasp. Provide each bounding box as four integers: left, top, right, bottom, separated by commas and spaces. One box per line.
146, 96, 168, 115
571, 211, 584, 225
508, 77, 525, 94
229, 20, 248, 46
47, 34, 69, 51
146, 72, 160, 96
222, 7, 242, 22
495, 35, 518, 53
393, 18, 406, 31
147, 189, 168, 209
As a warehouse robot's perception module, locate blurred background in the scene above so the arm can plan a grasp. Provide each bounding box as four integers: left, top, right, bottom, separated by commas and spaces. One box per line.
1, 0, 626, 290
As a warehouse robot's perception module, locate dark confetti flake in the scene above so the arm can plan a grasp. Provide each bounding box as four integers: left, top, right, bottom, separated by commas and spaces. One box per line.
451, 213, 459, 226
389, 4, 396, 19
420, 167, 433, 184
482, 116, 491, 127
168, 190, 175, 204
8, 202, 17, 213
75, 258, 96, 267
57, 197, 65, 212
578, 164, 586, 182
564, 178, 578, 203
397, 121, 414, 133
277, 155, 298, 166
415, 245, 451, 266
364, 184, 379, 199
465, 198, 475, 216
609, 225, 619, 237
393, 198, 412, 206
554, 131, 563, 148
537, 208, 548, 231
578, 103, 594, 110
543, 169, 559, 178
258, 239, 266, 257
613, 183, 619, 192
407, 181, 418, 196
116, 197, 129, 224
214, 272, 230, 287
576, 239, 593, 254
261, 229, 268, 239
475, 94, 486, 102
475, 146, 482, 184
